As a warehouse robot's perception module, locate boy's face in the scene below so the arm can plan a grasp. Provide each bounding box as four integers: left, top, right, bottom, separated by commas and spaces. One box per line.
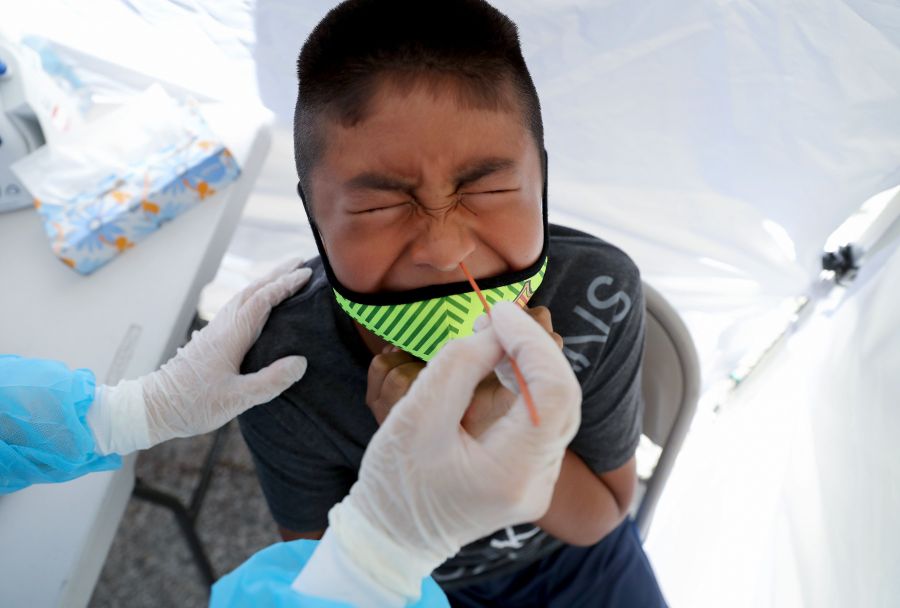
308, 79, 544, 293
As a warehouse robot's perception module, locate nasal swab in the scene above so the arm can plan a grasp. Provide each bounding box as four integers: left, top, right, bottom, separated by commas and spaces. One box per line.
459, 262, 541, 427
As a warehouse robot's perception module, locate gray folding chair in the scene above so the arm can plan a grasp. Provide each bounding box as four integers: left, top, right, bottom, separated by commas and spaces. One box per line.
632, 281, 701, 541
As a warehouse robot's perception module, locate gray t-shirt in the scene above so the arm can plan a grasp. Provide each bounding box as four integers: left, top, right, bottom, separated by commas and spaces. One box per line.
239, 224, 645, 587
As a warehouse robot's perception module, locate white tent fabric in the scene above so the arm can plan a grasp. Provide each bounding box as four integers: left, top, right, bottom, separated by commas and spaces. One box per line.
7, 1, 900, 605
645, 228, 900, 607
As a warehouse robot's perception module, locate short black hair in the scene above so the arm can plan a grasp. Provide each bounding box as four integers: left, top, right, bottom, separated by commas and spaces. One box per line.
294, 0, 544, 198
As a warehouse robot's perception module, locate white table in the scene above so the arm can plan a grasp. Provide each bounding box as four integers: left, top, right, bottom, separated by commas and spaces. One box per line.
0, 101, 272, 608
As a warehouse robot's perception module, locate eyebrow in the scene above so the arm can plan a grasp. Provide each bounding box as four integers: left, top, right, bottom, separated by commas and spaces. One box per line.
346, 172, 416, 193
345, 157, 517, 194
453, 157, 517, 188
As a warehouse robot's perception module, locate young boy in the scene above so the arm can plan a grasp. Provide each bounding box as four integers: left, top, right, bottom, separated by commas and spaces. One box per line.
239, 1, 667, 605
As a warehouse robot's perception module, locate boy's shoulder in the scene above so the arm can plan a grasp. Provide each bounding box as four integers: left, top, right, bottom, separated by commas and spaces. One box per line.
541, 223, 642, 312
540, 224, 644, 375
545, 223, 642, 292
240, 258, 362, 375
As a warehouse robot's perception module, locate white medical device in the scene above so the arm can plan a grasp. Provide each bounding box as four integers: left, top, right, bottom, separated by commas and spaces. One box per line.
0, 36, 81, 213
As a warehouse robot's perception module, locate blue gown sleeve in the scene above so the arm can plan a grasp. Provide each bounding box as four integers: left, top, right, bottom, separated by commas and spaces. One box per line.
211, 540, 450, 608
0, 355, 122, 493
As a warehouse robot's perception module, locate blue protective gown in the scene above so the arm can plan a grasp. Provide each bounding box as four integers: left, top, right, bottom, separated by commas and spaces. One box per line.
211, 539, 449, 607
0, 354, 449, 607
0, 355, 121, 493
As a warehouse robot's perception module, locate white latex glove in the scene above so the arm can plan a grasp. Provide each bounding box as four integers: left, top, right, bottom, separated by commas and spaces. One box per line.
87, 258, 312, 455
294, 301, 581, 606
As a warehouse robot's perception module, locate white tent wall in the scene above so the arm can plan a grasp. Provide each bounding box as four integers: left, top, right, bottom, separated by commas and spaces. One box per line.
7, 1, 900, 606
645, 227, 900, 607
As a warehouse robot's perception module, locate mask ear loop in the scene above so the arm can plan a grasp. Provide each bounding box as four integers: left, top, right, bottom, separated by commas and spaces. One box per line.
541, 148, 549, 254
296, 181, 349, 292
542, 148, 548, 200
296, 182, 321, 249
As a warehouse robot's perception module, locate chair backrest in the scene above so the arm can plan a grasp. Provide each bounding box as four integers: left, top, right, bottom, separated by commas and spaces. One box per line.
635, 281, 701, 540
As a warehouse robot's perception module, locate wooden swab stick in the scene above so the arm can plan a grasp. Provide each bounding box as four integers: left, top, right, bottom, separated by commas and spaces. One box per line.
459, 262, 541, 427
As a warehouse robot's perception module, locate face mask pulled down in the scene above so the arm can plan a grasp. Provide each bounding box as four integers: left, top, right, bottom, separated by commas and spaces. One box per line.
333, 258, 547, 361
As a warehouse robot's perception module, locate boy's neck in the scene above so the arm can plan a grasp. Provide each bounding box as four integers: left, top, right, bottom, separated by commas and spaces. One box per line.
353, 320, 391, 356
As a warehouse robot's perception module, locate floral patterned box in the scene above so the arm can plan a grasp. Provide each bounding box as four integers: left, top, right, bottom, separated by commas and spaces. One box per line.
13, 86, 241, 274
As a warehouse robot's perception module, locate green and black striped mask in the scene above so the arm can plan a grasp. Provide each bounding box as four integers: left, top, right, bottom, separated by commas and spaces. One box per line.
332, 257, 547, 360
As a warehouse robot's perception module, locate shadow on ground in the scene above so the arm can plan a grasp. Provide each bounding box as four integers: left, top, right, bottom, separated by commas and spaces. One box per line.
90, 422, 279, 608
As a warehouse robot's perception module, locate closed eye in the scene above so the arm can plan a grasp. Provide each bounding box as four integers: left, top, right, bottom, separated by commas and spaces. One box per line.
484, 188, 519, 194
351, 202, 412, 214
462, 188, 520, 196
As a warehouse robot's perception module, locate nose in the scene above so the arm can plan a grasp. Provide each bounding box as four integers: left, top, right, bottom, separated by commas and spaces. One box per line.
408, 212, 477, 272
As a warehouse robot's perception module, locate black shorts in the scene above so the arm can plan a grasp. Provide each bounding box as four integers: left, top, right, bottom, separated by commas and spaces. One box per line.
444, 518, 667, 608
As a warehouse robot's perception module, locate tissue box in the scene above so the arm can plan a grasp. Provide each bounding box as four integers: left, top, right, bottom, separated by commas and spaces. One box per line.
36, 146, 240, 274
12, 85, 241, 274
